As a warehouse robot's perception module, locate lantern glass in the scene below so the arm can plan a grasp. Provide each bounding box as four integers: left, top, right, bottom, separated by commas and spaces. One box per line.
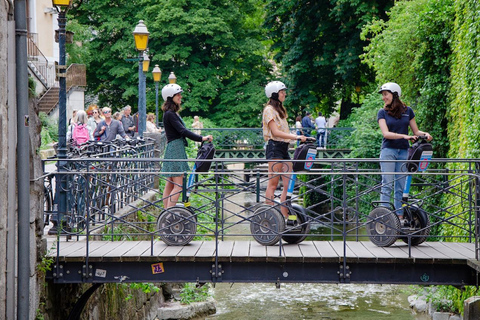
142, 54, 150, 72
168, 72, 177, 84
133, 20, 150, 51
152, 65, 162, 82
52, 0, 72, 7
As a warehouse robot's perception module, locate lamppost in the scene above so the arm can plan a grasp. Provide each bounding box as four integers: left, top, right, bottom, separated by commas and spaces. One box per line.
133, 20, 149, 136
152, 64, 162, 127
50, 0, 72, 235
168, 71, 177, 84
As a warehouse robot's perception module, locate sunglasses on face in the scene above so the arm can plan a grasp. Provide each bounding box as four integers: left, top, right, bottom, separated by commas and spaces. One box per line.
104, 111, 111, 114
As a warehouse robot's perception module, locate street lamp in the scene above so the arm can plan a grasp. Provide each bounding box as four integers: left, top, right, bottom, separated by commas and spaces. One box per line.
152, 64, 162, 127
168, 72, 177, 84
142, 52, 150, 72
133, 20, 150, 136
50, 0, 72, 235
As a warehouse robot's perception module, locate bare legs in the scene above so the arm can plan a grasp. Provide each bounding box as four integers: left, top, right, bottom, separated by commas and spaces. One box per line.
163, 175, 184, 209
265, 160, 292, 218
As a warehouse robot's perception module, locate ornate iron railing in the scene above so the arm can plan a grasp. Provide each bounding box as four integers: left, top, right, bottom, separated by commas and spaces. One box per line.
194, 127, 355, 150
42, 156, 480, 261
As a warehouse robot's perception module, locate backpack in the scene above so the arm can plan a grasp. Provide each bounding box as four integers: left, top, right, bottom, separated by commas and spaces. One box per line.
293, 142, 317, 172
72, 124, 90, 145
407, 139, 433, 172
194, 142, 215, 173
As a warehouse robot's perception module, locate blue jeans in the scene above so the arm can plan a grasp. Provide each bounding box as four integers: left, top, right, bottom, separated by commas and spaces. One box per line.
317, 130, 326, 147
379, 148, 408, 216
296, 130, 302, 146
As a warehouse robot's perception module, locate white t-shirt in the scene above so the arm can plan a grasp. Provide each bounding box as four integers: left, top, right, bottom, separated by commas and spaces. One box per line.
315, 116, 327, 132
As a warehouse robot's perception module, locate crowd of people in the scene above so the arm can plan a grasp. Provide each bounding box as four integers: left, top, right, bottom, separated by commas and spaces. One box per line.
66, 103, 166, 146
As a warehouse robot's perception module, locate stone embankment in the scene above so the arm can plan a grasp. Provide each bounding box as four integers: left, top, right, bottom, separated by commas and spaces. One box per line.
409, 294, 480, 320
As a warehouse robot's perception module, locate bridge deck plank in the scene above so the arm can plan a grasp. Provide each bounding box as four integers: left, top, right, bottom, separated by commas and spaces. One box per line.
158, 244, 186, 262
134, 241, 163, 259
217, 241, 235, 262
230, 241, 250, 262
283, 243, 304, 263
249, 241, 267, 262
412, 243, 451, 262
298, 241, 322, 262
47, 239, 476, 263
441, 242, 475, 260
345, 241, 377, 262
120, 241, 156, 261
380, 245, 413, 261
266, 245, 285, 263
196, 241, 217, 262
360, 242, 395, 261
313, 241, 338, 262
176, 241, 202, 262
434, 242, 473, 260
101, 241, 143, 262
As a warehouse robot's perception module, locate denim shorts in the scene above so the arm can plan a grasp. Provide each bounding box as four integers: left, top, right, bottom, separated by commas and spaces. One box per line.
266, 140, 291, 160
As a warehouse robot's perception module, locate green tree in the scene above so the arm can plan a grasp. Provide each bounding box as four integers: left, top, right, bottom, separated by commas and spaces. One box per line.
68, 0, 270, 127
264, 0, 393, 118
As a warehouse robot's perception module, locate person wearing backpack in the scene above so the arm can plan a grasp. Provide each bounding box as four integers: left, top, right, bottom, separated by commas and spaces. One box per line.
263, 81, 307, 219
160, 84, 213, 209
377, 82, 432, 221
72, 110, 92, 145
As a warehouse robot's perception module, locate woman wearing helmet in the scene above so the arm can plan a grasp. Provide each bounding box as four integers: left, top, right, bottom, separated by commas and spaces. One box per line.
262, 81, 307, 218
377, 82, 432, 220
160, 83, 213, 209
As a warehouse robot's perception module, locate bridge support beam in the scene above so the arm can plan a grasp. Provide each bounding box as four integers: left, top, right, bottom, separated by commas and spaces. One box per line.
47, 260, 477, 286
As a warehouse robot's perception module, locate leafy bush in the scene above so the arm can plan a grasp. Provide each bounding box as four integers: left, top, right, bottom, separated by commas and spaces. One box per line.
39, 112, 58, 149
180, 283, 210, 304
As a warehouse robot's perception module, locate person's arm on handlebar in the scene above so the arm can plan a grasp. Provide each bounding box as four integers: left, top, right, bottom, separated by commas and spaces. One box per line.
409, 118, 433, 141
268, 120, 307, 142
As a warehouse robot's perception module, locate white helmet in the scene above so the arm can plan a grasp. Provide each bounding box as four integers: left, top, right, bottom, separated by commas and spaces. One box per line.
265, 81, 287, 98
162, 84, 183, 101
378, 82, 401, 97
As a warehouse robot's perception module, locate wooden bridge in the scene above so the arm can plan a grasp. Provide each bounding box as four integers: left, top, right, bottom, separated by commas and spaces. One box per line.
43, 149, 480, 288
47, 238, 477, 286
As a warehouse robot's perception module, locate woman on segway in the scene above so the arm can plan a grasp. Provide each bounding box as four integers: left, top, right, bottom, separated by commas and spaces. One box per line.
262, 81, 307, 220
161, 83, 213, 209
377, 82, 433, 221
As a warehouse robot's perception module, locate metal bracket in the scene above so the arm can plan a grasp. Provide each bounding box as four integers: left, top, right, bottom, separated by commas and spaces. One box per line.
338, 264, 352, 283
82, 264, 93, 280
52, 264, 64, 279
210, 263, 223, 281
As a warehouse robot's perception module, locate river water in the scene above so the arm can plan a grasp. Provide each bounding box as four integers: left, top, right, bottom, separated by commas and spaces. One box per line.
206, 175, 430, 319
207, 282, 430, 320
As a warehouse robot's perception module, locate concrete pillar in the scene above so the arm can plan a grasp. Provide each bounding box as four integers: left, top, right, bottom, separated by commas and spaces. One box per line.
464, 296, 480, 320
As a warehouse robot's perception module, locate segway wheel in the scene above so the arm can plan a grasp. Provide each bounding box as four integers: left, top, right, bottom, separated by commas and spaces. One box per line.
250, 204, 285, 246
282, 204, 311, 244
157, 207, 197, 246
400, 206, 430, 246
366, 206, 400, 247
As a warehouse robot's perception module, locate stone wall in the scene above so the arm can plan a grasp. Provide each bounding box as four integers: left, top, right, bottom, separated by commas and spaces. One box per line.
40, 283, 170, 320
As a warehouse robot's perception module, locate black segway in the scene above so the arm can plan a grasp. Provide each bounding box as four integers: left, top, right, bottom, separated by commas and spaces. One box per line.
156, 142, 215, 246
250, 138, 316, 246
367, 136, 432, 247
